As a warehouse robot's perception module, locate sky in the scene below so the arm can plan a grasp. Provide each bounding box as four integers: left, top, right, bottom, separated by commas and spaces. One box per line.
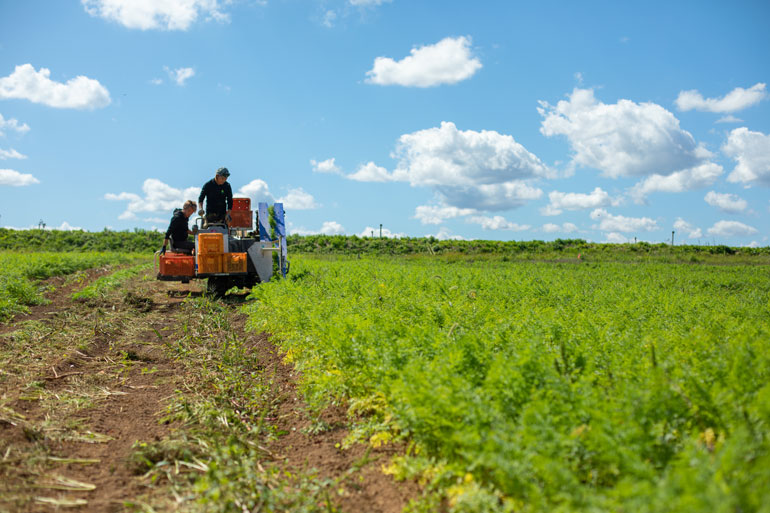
1, 0, 768, 246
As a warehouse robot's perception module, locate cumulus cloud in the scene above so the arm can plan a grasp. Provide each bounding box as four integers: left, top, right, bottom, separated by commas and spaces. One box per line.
237, 179, 275, 204
704, 191, 747, 213
673, 218, 703, 239
311, 158, 342, 175
290, 221, 345, 236
542, 222, 578, 234
365, 36, 482, 87
105, 178, 199, 220
630, 162, 723, 202
0, 64, 111, 109
541, 187, 617, 216
164, 66, 195, 86
707, 220, 758, 237
322, 10, 336, 28
605, 232, 630, 243
0, 148, 27, 160
590, 208, 658, 233
426, 227, 465, 240
539, 88, 712, 179
347, 161, 395, 182
277, 187, 318, 210
414, 205, 476, 225
0, 168, 40, 186
0, 113, 30, 136
82, 0, 230, 30
359, 226, 405, 238
723, 127, 770, 186
675, 83, 767, 113
467, 215, 529, 231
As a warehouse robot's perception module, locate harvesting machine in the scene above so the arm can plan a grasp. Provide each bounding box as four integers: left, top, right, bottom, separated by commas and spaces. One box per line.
155, 200, 288, 297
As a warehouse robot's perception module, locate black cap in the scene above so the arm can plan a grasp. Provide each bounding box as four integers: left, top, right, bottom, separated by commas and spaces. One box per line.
216, 167, 230, 177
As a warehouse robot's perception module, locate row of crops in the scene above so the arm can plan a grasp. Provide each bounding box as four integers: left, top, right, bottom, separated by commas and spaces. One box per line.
247, 255, 770, 512
0, 252, 147, 321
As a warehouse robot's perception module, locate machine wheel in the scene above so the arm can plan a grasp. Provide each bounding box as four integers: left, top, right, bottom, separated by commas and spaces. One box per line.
206, 276, 230, 298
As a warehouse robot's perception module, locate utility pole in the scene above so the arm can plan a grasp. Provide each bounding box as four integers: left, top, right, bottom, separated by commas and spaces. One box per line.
671, 231, 675, 246
379, 224, 382, 238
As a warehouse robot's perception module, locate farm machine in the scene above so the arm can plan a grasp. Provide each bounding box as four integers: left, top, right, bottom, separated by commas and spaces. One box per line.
155, 200, 288, 297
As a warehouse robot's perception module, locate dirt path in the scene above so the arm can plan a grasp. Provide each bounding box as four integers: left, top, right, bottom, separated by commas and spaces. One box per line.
0, 269, 418, 512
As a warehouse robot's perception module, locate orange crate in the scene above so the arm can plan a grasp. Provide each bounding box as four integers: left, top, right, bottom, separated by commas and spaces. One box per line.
197, 253, 222, 274
223, 252, 248, 273
197, 233, 224, 254
232, 198, 251, 210
229, 210, 253, 229
160, 254, 194, 276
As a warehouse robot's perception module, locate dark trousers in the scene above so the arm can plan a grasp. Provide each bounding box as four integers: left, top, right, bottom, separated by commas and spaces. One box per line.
171, 240, 195, 252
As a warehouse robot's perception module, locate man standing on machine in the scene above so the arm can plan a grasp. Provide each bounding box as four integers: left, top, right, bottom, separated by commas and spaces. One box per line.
198, 167, 233, 226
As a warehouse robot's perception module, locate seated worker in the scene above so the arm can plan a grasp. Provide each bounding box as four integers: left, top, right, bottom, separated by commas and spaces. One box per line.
198, 167, 233, 227
160, 200, 197, 254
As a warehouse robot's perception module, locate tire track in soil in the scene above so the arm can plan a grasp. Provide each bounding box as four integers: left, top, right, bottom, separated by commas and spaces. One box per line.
1, 270, 419, 512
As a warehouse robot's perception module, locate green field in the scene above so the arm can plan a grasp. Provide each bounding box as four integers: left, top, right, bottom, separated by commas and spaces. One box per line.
247, 255, 770, 512
0, 251, 148, 322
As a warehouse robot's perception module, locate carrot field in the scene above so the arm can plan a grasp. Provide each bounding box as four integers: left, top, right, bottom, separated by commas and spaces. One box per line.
247, 255, 770, 512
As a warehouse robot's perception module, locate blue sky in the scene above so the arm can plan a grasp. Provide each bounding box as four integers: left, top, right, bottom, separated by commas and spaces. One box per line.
1, 0, 768, 245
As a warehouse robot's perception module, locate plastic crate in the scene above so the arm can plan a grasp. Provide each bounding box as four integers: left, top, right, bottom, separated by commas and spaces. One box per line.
229, 209, 253, 229
197, 253, 222, 274
159, 254, 194, 276
197, 233, 224, 254
223, 252, 248, 273
232, 197, 251, 211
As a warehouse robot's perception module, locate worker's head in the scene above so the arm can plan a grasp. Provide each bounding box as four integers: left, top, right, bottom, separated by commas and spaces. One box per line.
215, 167, 230, 185
182, 200, 197, 218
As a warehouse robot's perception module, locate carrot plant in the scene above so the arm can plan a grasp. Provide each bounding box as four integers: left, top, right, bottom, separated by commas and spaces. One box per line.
246, 255, 770, 512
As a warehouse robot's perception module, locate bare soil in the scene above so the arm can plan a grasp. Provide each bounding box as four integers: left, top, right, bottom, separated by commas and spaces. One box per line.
0, 270, 418, 512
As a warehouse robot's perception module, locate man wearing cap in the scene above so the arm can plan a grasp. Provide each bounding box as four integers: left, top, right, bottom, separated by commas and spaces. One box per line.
198, 167, 233, 226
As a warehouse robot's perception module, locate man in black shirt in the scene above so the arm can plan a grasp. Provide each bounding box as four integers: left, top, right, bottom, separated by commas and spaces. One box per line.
161, 200, 197, 253
198, 167, 233, 226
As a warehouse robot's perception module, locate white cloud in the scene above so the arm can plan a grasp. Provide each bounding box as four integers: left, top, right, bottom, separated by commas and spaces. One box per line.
277, 187, 318, 210
707, 220, 758, 237
365, 36, 482, 88
359, 226, 405, 238
716, 115, 742, 124
590, 208, 658, 233
290, 220, 346, 236
414, 205, 476, 225
426, 227, 465, 240
704, 191, 747, 213
0, 148, 27, 160
150, 78, 164, 85
391, 121, 547, 211
350, 0, 391, 5
164, 66, 195, 86
723, 127, 770, 186
56, 221, 83, 231
542, 222, 578, 234
630, 162, 723, 202
541, 187, 617, 216
321, 9, 337, 27
238, 179, 275, 204
605, 232, 629, 243
539, 88, 712, 178
673, 218, 703, 239
105, 178, 199, 219
675, 83, 767, 113
0, 64, 111, 110
82, 0, 230, 31
467, 215, 529, 231
0, 113, 30, 136
311, 158, 342, 175
0, 168, 40, 186
347, 161, 395, 182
